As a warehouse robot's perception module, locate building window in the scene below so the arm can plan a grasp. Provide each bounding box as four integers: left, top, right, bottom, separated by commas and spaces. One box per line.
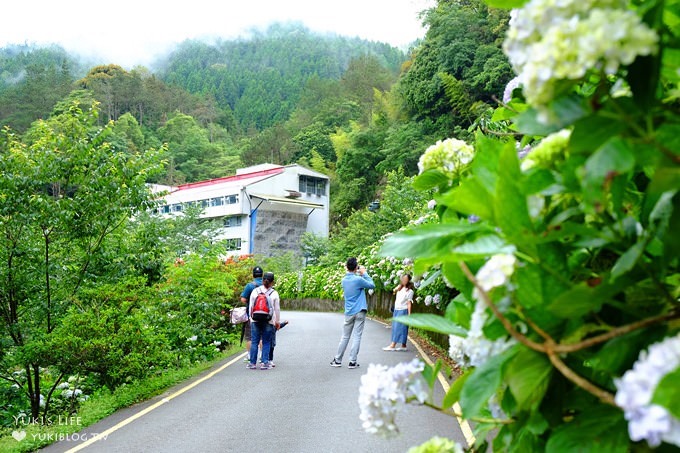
161, 205, 171, 214
200, 200, 209, 209
210, 197, 224, 207
299, 175, 326, 196
225, 238, 242, 251
171, 204, 183, 212
224, 216, 242, 228
225, 194, 238, 204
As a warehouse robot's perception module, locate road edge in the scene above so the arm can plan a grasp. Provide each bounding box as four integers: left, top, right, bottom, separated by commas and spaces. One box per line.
369, 317, 476, 448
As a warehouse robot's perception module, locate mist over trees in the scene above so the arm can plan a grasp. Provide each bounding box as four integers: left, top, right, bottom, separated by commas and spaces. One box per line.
0, 4, 512, 221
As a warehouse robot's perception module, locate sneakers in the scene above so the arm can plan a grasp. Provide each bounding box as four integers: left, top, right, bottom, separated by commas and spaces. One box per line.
382, 346, 397, 351
269, 361, 276, 368
260, 363, 271, 370
396, 346, 408, 351
246, 363, 257, 370
330, 359, 342, 367
348, 362, 360, 369
243, 357, 250, 363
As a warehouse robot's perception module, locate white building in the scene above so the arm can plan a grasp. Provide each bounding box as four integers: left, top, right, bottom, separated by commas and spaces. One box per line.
153, 164, 329, 256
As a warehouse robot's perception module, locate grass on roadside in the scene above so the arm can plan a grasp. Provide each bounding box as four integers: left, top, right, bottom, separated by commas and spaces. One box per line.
0, 345, 243, 453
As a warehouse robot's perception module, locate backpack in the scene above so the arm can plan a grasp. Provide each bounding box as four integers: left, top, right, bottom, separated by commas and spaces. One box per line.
230, 306, 248, 324
251, 288, 274, 322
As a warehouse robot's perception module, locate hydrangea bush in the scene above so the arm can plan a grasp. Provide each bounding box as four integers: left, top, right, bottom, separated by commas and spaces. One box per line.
364, 0, 680, 450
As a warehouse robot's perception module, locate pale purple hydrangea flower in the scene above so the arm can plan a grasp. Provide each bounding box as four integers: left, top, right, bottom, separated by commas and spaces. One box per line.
615, 334, 680, 447
503, 75, 522, 103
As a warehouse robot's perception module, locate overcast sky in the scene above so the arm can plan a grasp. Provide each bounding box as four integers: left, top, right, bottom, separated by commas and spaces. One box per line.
0, 0, 434, 67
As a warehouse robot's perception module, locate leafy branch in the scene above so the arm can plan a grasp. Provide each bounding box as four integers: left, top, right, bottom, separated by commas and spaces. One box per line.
461, 259, 680, 404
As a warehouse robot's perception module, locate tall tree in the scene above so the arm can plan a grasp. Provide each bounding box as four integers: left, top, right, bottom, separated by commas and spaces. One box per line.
0, 103, 163, 420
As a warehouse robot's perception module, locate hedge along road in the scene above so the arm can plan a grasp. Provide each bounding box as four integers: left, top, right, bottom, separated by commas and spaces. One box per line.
42, 312, 469, 453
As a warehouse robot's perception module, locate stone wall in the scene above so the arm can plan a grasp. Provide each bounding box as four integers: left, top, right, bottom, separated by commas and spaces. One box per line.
253, 210, 308, 256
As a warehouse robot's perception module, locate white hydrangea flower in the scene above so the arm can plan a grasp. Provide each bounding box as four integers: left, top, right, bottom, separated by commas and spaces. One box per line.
521, 129, 571, 171
433, 294, 441, 305
424, 295, 433, 306
427, 199, 437, 210
368, 289, 375, 296
56, 382, 70, 390
448, 300, 516, 368
615, 334, 680, 447
187, 335, 198, 342
418, 138, 474, 178
504, 0, 658, 116
358, 359, 427, 437
473, 253, 517, 300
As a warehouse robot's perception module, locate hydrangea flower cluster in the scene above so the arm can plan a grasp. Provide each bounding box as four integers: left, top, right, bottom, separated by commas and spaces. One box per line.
504, 0, 658, 113
521, 129, 571, 171
473, 253, 517, 300
614, 334, 680, 447
449, 298, 517, 368
450, 254, 518, 368
358, 358, 428, 437
418, 138, 474, 179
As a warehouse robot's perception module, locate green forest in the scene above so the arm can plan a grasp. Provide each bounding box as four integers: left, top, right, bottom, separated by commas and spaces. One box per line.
0, 7, 512, 223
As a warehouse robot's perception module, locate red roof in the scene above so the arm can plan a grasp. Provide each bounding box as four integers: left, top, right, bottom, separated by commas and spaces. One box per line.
176, 166, 284, 191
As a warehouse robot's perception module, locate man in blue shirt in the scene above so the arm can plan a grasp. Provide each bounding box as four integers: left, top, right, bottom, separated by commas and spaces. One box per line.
240, 266, 263, 357
331, 257, 375, 369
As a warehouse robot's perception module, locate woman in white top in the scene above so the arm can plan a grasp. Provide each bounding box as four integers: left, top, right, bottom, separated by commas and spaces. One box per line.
383, 273, 415, 351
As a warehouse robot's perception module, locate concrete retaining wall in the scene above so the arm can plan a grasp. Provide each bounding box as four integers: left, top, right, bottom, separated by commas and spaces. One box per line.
253, 210, 308, 255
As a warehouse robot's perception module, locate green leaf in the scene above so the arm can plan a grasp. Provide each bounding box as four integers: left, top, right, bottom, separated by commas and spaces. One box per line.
515, 95, 588, 135
548, 282, 608, 318
449, 234, 515, 260
545, 406, 628, 453
442, 369, 472, 410
611, 240, 647, 279
584, 137, 635, 183
437, 176, 495, 220
413, 169, 449, 191
484, 0, 528, 8
570, 114, 626, 155
460, 346, 518, 418
422, 359, 443, 390
391, 313, 467, 336
582, 137, 635, 209
652, 367, 680, 419
495, 144, 533, 241
505, 347, 553, 411
472, 133, 504, 192
380, 223, 490, 259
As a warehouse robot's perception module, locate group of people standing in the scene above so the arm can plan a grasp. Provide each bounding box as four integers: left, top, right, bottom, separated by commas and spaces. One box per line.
239, 258, 414, 371
240, 266, 287, 370
330, 257, 414, 369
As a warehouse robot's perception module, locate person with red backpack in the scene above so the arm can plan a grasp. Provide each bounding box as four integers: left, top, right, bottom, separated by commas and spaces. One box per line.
247, 272, 280, 370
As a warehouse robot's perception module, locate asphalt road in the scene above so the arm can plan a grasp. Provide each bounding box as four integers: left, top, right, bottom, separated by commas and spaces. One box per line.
42, 312, 467, 453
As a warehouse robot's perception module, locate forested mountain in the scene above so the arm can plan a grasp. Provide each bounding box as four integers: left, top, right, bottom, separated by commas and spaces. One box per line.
0, 45, 81, 130
159, 24, 406, 129
0, 1, 513, 221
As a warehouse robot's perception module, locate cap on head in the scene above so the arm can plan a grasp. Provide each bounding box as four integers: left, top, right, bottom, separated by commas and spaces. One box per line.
253, 266, 263, 278
263, 272, 275, 282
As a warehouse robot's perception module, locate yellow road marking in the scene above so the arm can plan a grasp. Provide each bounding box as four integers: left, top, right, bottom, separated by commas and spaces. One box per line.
373, 317, 476, 448
408, 337, 477, 447
65, 352, 248, 452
